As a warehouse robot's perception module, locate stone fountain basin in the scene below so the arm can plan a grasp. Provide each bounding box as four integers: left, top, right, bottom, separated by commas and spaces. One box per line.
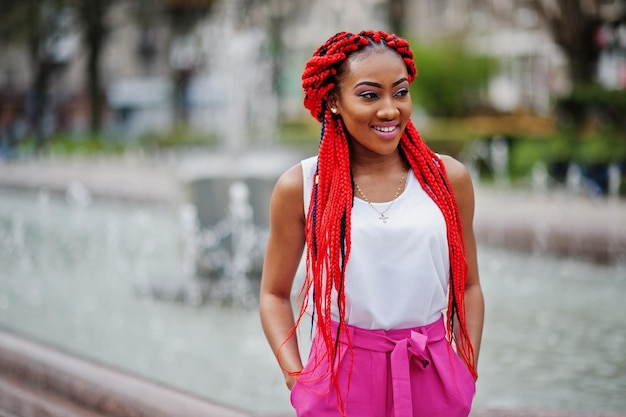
0, 328, 248, 417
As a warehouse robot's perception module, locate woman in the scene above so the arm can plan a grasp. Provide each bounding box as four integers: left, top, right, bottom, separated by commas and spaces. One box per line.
260, 30, 484, 417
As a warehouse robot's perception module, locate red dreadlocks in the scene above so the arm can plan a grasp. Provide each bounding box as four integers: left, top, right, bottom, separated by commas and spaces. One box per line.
292, 30, 476, 393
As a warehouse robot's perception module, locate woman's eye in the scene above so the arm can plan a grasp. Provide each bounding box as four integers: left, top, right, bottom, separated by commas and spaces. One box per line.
394, 88, 409, 97
359, 91, 379, 99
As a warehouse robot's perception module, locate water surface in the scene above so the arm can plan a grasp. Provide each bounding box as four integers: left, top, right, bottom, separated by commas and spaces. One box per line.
0, 189, 624, 414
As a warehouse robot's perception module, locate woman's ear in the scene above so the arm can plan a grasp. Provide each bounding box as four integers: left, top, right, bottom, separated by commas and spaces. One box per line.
327, 93, 339, 115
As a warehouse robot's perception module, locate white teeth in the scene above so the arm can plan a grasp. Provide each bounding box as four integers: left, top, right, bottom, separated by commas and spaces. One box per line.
373, 126, 396, 133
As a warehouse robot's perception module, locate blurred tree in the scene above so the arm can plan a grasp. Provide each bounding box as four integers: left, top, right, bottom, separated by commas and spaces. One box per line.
133, 0, 160, 73
163, 0, 216, 126
264, 0, 307, 120
410, 40, 497, 117
66, 0, 116, 137
528, 0, 605, 84
0, 0, 70, 152
164, 0, 215, 33
0, 0, 116, 140
529, 1, 626, 193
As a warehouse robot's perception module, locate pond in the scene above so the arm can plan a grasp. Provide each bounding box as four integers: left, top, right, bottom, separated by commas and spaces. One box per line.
0, 188, 624, 415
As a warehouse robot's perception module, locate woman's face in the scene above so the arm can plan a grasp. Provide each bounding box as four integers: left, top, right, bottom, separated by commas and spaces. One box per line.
331, 47, 412, 157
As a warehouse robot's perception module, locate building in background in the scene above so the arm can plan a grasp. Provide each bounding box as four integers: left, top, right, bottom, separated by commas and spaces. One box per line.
0, 0, 624, 146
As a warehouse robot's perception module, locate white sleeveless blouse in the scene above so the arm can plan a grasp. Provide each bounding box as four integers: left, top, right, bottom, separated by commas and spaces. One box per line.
301, 156, 450, 330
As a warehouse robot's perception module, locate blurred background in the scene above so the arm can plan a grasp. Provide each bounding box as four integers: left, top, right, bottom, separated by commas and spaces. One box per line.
0, 1, 625, 416
0, 0, 625, 176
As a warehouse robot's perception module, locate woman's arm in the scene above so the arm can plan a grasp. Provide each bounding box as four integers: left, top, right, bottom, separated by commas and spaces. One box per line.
259, 163, 307, 390
442, 155, 485, 372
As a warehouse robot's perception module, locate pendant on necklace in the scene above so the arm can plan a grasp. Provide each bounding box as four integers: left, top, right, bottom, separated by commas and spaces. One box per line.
354, 169, 407, 224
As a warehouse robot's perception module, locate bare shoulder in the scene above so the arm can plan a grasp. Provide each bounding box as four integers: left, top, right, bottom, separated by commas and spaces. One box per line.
271, 162, 305, 219
438, 155, 470, 186
275, 163, 303, 196
438, 154, 474, 204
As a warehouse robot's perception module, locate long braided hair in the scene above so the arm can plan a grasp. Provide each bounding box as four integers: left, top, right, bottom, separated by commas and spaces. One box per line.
294, 30, 476, 397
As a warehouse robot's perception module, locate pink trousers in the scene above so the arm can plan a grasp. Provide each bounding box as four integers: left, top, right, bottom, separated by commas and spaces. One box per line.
290, 317, 476, 417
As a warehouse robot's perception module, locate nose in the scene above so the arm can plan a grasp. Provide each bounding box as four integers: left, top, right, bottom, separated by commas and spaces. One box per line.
376, 95, 400, 120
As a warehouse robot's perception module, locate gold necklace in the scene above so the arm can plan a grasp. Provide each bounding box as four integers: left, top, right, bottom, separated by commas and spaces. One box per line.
354, 170, 407, 223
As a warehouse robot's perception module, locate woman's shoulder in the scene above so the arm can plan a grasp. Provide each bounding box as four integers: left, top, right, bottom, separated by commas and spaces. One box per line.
438, 154, 472, 189
269, 162, 306, 225
275, 162, 305, 198
276, 156, 317, 190
438, 154, 475, 209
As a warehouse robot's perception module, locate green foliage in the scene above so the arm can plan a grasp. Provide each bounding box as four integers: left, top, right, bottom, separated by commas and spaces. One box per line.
15, 127, 222, 157
18, 134, 125, 156
556, 84, 626, 130
136, 126, 219, 150
409, 40, 498, 117
507, 136, 552, 179
503, 128, 626, 181
278, 119, 318, 142
547, 131, 575, 162
574, 130, 625, 165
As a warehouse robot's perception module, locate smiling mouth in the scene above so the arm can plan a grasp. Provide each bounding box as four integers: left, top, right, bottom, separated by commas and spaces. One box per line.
372, 125, 398, 133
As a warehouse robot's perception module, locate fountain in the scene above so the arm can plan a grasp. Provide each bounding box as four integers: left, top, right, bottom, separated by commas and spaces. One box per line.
169, 0, 302, 299
0, 188, 625, 416
0, 3, 300, 412
489, 134, 510, 187
117, 0, 304, 304
461, 135, 511, 187
171, 181, 267, 306
1, 1, 625, 415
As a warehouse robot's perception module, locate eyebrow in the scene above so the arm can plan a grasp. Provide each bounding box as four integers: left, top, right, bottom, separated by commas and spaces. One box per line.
353, 78, 409, 90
